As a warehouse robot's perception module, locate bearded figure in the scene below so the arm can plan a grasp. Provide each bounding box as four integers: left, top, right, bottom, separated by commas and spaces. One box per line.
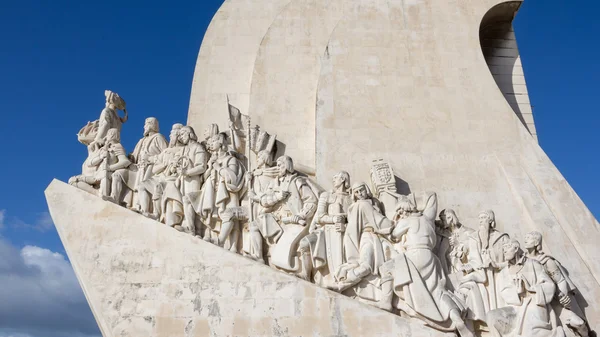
487, 239, 565, 337
110, 117, 168, 206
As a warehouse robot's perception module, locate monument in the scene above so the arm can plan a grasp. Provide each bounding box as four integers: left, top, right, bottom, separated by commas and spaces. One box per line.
46, 0, 600, 336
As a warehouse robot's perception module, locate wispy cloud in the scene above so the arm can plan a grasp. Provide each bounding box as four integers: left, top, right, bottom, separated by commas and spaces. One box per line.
1, 211, 55, 232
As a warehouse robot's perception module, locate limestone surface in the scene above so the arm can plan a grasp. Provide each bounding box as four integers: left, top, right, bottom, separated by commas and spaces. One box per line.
46, 180, 448, 337
188, 0, 600, 332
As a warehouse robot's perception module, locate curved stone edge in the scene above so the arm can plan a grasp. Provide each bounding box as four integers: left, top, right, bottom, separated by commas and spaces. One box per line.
187, 0, 293, 131
45, 179, 451, 337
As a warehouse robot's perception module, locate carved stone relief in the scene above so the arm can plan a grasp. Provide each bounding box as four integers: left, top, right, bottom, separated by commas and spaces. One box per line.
68, 91, 592, 337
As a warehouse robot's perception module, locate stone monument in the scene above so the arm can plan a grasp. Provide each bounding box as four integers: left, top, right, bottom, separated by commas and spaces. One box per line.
46, 0, 600, 336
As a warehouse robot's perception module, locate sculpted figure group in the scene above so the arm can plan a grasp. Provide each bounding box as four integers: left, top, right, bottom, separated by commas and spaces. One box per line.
70, 91, 592, 337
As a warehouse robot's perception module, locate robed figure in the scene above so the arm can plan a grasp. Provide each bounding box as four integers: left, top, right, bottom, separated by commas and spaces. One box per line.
195, 133, 245, 251
487, 240, 565, 337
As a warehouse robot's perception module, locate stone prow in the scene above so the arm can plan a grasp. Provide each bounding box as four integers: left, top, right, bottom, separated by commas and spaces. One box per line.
45, 179, 448, 337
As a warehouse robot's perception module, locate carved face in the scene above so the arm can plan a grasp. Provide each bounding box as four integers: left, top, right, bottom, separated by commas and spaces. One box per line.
169, 128, 179, 143
256, 154, 266, 168
444, 213, 455, 228
256, 151, 270, 168
144, 119, 156, 136
276, 158, 287, 177
523, 233, 538, 250
208, 136, 223, 152
503, 243, 519, 261
478, 213, 491, 228
332, 173, 345, 189
353, 185, 369, 200
178, 130, 190, 145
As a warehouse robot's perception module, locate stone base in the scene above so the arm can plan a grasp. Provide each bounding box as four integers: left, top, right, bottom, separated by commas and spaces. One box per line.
46, 180, 451, 337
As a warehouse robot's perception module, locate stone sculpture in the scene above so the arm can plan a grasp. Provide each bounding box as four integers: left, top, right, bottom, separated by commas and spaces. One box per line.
435, 209, 474, 284
524, 232, 589, 337
335, 182, 393, 300
299, 171, 352, 286
245, 149, 279, 261
111, 117, 168, 207
196, 132, 244, 250
458, 210, 510, 323
380, 193, 474, 337
135, 123, 183, 219
67, 92, 593, 337
487, 239, 565, 337
93, 90, 128, 149
255, 155, 318, 273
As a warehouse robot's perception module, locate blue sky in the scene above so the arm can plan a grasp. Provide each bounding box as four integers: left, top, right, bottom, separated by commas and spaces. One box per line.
0, 0, 597, 336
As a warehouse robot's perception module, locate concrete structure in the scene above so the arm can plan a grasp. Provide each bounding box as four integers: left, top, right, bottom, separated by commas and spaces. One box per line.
187, 0, 600, 333
46, 180, 447, 337
48, 0, 600, 335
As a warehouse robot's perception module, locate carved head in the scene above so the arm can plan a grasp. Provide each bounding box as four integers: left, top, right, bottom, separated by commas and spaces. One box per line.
144, 117, 159, 136
351, 182, 372, 201
105, 128, 120, 143
104, 90, 126, 110
256, 149, 273, 168
178, 126, 198, 146
332, 171, 351, 191
169, 123, 184, 147
478, 210, 496, 229
524, 231, 543, 252
503, 239, 521, 262
439, 209, 459, 228
204, 123, 219, 140
207, 133, 227, 152
395, 198, 417, 217
276, 155, 294, 177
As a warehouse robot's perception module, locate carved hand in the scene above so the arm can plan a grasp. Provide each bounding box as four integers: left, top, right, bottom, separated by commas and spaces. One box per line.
276, 190, 291, 201
462, 264, 474, 274
333, 215, 346, 224
559, 293, 572, 308
290, 215, 304, 224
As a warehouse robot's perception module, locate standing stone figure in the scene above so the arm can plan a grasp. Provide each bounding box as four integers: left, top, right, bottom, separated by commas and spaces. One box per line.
435, 209, 474, 288
252, 155, 318, 273
459, 210, 510, 322
196, 132, 245, 250
487, 239, 565, 337
378, 193, 474, 337
158, 126, 205, 229
524, 231, 589, 337
110, 117, 168, 206
173, 126, 209, 235
135, 123, 183, 219
244, 149, 279, 261
298, 171, 352, 285
92, 90, 128, 149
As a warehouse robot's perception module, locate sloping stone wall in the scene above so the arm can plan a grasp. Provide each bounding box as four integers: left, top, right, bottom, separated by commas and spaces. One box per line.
46, 180, 450, 337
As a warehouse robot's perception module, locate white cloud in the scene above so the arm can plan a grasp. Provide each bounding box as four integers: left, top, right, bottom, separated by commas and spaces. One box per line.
0, 238, 100, 337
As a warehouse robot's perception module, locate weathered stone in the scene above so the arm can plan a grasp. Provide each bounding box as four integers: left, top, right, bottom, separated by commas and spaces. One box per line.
46, 180, 448, 336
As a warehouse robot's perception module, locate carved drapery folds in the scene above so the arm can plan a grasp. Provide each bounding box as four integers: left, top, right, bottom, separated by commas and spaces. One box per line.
69, 92, 591, 337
